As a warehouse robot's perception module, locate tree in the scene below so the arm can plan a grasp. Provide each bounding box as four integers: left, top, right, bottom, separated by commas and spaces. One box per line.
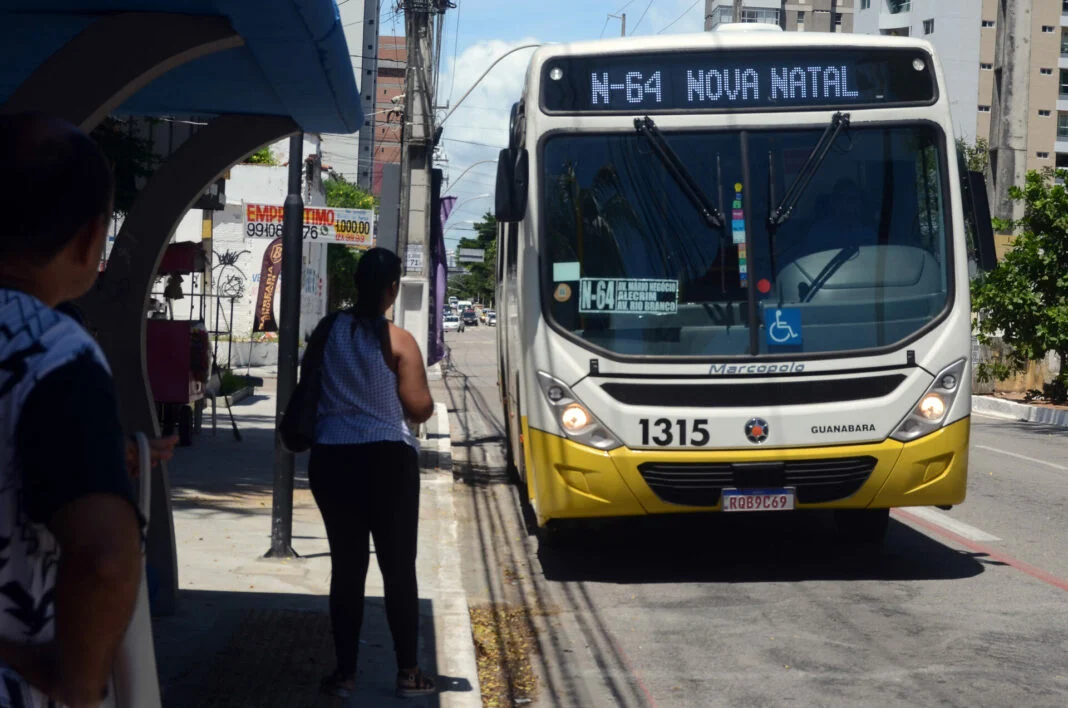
325, 174, 377, 210
957, 136, 990, 175
244, 146, 277, 165
322, 173, 377, 310
451, 211, 497, 305
90, 117, 159, 215
971, 168, 1068, 399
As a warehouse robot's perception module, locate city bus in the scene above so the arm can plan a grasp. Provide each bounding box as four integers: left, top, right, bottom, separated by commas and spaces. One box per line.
494, 27, 997, 547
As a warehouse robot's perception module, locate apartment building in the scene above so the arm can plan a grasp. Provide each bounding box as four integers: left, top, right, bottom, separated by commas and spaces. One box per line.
981, 0, 1065, 222
782, 1, 854, 32
704, 1, 853, 32
372, 35, 407, 196
854, 1, 1067, 223
854, 1, 982, 142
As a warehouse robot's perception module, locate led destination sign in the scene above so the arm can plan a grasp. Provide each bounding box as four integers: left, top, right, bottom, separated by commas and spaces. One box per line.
542, 49, 935, 113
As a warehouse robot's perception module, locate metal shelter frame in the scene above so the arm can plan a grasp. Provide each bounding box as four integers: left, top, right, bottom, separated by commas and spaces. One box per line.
0, 2, 361, 619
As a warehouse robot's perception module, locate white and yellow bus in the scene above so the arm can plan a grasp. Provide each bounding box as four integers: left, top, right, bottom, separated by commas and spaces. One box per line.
494, 27, 997, 546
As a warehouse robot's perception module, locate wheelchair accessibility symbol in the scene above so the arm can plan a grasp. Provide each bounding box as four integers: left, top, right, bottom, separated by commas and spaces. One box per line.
767, 308, 802, 347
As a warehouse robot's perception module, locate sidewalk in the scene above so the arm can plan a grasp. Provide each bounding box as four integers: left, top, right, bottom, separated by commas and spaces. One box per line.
151, 387, 479, 707
972, 394, 1068, 427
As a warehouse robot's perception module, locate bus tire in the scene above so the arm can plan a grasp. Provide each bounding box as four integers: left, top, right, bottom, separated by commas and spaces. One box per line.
834, 508, 890, 546
503, 415, 522, 485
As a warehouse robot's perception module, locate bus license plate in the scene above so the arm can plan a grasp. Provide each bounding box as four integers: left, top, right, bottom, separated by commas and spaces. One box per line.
721, 488, 795, 512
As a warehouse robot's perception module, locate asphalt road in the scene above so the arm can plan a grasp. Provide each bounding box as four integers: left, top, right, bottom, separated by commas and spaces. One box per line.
437, 325, 1068, 708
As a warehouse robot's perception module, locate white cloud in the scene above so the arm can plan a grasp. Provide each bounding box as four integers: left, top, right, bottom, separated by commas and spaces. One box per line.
436, 38, 540, 232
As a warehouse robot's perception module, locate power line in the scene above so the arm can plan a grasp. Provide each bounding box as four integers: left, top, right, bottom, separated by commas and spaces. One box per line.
441, 136, 505, 149
657, 0, 702, 34
630, 0, 654, 35
599, 16, 612, 38
447, 0, 463, 103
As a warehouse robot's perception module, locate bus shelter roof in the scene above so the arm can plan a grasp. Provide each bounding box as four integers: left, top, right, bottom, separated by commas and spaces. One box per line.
0, 0, 363, 133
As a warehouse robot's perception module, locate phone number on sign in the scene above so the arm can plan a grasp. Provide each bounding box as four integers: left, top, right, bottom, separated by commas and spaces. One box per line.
245, 223, 336, 240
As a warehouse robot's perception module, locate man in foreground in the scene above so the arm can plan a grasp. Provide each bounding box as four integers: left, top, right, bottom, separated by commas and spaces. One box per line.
0, 113, 171, 708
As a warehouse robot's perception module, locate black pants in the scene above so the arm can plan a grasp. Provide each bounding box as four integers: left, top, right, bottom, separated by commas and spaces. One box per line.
308, 441, 421, 674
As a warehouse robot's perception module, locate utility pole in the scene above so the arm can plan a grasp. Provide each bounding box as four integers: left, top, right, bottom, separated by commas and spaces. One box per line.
733, 0, 743, 23
356, 0, 381, 190
608, 12, 626, 36
266, 132, 303, 559
398, 0, 449, 363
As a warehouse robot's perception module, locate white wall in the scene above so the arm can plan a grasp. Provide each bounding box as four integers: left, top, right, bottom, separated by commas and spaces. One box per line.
853, 0, 982, 142
161, 134, 330, 351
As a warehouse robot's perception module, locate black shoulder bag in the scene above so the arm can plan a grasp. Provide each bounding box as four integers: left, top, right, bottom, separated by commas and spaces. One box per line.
278, 311, 342, 453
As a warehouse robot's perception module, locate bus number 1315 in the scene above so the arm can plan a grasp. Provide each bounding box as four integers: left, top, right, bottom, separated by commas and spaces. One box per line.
639, 418, 711, 447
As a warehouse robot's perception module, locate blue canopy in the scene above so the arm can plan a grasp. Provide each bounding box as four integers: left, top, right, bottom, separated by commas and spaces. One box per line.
0, 0, 363, 133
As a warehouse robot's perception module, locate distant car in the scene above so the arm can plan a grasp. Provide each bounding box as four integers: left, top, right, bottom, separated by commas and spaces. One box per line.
444, 315, 463, 333
487, 312, 496, 326
461, 309, 479, 326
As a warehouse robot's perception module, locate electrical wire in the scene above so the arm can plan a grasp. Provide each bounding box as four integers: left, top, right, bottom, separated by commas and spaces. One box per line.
630, 0, 654, 34
447, 0, 463, 103
657, 0, 702, 34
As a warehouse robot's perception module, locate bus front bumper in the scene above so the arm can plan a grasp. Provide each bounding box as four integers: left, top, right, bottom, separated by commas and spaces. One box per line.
523, 417, 969, 526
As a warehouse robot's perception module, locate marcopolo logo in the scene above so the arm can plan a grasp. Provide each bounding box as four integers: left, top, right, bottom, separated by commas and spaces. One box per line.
811, 424, 876, 434
710, 362, 805, 375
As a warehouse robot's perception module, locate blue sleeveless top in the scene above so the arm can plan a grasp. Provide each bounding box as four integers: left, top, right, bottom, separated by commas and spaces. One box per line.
314, 313, 417, 449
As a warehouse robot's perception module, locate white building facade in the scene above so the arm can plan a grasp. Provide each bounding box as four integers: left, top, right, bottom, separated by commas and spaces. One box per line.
165, 135, 330, 366
853, 0, 983, 142
705, 0, 782, 31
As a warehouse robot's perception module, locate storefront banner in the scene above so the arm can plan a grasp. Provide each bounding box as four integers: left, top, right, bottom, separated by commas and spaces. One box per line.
253, 237, 283, 332
243, 203, 375, 248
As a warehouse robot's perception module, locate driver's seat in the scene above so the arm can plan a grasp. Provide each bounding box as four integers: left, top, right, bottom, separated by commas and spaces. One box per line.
775, 245, 943, 304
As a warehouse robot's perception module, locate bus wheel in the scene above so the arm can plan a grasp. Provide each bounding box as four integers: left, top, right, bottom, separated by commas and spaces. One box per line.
503, 415, 522, 485
834, 508, 890, 546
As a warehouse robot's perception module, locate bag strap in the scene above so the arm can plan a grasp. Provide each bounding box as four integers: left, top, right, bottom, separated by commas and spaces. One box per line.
300, 311, 342, 382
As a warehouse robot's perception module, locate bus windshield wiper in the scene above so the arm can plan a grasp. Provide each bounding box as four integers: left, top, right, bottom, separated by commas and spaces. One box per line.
767, 112, 850, 232
634, 116, 724, 229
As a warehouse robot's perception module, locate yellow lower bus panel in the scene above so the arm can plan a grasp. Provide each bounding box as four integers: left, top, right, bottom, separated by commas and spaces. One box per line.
522, 417, 969, 526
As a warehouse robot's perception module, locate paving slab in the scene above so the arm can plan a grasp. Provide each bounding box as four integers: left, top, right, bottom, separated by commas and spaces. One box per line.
153, 388, 479, 707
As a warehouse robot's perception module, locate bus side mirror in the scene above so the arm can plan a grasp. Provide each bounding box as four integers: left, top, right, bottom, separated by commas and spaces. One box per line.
495, 147, 528, 222
967, 171, 997, 271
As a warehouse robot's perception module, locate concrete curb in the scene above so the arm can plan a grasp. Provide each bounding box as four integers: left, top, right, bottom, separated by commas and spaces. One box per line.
972, 394, 1068, 427
421, 403, 480, 708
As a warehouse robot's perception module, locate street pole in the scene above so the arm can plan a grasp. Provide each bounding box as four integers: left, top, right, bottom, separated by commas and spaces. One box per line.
733, 0, 743, 23
266, 132, 303, 559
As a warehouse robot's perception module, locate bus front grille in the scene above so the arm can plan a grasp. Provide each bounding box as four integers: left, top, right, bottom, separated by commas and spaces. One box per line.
637, 456, 878, 507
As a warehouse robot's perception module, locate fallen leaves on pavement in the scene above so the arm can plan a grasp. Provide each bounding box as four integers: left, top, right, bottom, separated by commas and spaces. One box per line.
469, 603, 539, 707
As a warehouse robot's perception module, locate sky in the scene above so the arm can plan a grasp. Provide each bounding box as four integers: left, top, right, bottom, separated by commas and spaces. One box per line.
406, 0, 709, 248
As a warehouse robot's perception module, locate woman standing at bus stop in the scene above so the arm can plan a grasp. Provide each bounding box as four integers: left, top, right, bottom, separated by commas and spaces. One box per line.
309, 248, 436, 698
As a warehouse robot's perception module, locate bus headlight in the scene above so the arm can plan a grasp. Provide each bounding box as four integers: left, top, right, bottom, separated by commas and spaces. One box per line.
561, 404, 591, 431
537, 371, 622, 451
890, 359, 966, 442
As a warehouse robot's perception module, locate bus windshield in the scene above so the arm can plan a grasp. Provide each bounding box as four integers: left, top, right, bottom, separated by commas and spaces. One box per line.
542, 123, 951, 358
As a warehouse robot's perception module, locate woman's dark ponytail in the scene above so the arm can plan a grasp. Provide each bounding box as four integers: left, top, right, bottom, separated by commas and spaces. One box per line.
353, 247, 402, 319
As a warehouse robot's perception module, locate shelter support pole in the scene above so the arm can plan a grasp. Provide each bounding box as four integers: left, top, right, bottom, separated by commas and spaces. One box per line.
0, 12, 242, 132
80, 115, 299, 615
266, 134, 304, 559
